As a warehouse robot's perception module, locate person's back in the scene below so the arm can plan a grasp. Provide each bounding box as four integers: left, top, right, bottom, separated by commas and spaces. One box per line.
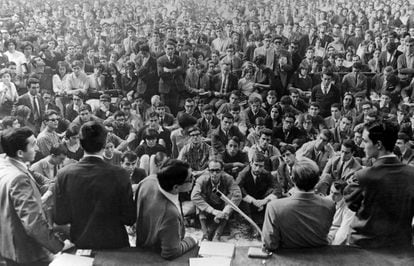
135, 161, 197, 259
265, 192, 334, 248
54, 121, 135, 249
345, 157, 414, 248
262, 157, 335, 251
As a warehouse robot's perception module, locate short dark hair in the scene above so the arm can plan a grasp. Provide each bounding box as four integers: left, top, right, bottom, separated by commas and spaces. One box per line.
341, 139, 356, 152
364, 121, 399, 152
259, 128, 272, 137
157, 159, 190, 191
251, 152, 266, 163
43, 109, 59, 121
221, 112, 234, 121
65, 125, 80, 139
292, 157, 320, 191
280, 144, 296, 154
121, 150, 138, 162
79, 121, 108, 153
144, 128, 159, 139
27, 78, 40, 88
50, 144, 67, 156
79, 104, 92, 113
113, 110, 126, 119
1, 127, 34, 158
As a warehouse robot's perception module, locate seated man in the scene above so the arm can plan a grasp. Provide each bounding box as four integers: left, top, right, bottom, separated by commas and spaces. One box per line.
296, 129, 335, 170
328, 181, 355, 245
277, 144, 297, 197
236, 153, 281, 228
222, 136, 249, 178
120, 151, 147, 193
262, 157, 335, 250
316, 139, 362, 195
191, 159, 242, 241
248, 128, 281, 174
211, 112, 245, 155
178, 126, 210, 173
135, 159, 198, 259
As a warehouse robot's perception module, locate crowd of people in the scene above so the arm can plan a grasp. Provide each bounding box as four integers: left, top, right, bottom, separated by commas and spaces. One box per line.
0, 0, 414, 265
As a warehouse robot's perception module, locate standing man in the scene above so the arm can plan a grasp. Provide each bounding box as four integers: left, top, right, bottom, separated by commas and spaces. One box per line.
344, 121, 414, 248
36, 110, 62, 158
17, 78, 44, 133
311, 70, 341, 118
135, 160, 198, 259
54, 121, 136, 249
0, 127, 67, 265
157, 40, 185, 115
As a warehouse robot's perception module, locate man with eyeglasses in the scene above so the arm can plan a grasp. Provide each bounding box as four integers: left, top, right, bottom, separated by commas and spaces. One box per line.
36, 109, 62, 158
272, 113, 303, 149
136, 159, 198, 259
296, 129, 335, 170
178, 126, 210, 173
191, 158, 241, 241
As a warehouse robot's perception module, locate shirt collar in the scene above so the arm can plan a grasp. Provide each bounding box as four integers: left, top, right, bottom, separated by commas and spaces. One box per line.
83, 154, 104, 160
158, 182, 180, 212
8, 157, 29, 171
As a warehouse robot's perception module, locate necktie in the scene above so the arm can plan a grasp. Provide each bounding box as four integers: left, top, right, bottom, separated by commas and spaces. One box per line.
337, 161, 344, 179
53, 164, 58, 177
33, 96, 40, 120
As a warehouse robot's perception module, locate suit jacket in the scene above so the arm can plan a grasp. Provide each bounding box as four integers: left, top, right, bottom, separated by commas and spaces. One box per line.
135, 175, 196, 259
212, 72, 238, 97
54, 156, 136, 249
236, 166, 281, 200
197, 116, 220, 138
157, 54, 185, 94
344, 156, 414, 248
136, 55, 158, 95
397, 53, 414, 70
262, 191, 335, 250
316, 156, 362, 195
276, 162, 295, 195
16, 93, 45, 126
324, 116, 340, 129
378, 50, 402, 72
30, 156, 59, 180
341, 72, 368, 94
271, 125, 303, 147
296, 140, 334, 170
0, 158, 62, 263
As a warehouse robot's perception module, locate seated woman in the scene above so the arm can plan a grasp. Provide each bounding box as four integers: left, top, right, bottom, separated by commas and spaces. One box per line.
135, 128, 167, 175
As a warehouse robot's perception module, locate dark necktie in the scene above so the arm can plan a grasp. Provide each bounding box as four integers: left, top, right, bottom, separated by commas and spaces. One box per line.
337, 161, 344, 179
33, 96, 40, 120
53, 164, 58, 177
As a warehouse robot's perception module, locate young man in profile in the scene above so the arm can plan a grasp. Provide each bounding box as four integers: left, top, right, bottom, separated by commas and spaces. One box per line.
135, 159, 198, 259
344, 121, 414, 248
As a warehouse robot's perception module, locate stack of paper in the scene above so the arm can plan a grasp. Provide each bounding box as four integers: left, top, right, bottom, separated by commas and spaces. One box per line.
189, 257, 231, 266
49, 253, 93, 266
198, 241, 235, 258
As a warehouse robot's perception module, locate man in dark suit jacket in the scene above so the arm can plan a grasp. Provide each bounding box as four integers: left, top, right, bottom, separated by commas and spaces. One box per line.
54, 121, 136, 249
136, 44, 158, 103
0, 127, 65, 265
378, 42, 402, 72
157, 40, 185, 115
16, 78, 45, 133
272, 113, 303, 148
211, 112, 245, 154
236, 153, 281, 226
344, 121, 414, 248
311, 70, 341, 118
209, 62, 238, 109
197, 104, 220, 138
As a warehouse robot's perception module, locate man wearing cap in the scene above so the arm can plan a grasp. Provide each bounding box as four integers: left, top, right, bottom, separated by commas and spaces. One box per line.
341, 62, 368, 94
94, 94, 116, 120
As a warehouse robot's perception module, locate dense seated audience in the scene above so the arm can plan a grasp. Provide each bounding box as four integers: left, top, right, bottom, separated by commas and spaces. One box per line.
0, 0, 414, 264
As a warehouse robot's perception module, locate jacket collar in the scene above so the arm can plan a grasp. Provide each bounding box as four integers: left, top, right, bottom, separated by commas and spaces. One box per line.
7, 157, 29, 175
373, 155, 401, 167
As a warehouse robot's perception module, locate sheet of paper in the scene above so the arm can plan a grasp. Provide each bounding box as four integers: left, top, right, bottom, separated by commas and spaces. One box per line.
49, 253, 93, 266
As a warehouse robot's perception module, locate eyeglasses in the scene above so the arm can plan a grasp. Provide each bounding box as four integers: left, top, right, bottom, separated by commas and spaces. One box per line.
48, 118, 59, 122
73, 98, 81, 101
209, 168, 221, 173
190, 133, 201, 137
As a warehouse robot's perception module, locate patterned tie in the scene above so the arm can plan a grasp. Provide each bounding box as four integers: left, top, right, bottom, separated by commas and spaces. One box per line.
33, 96, 40, 120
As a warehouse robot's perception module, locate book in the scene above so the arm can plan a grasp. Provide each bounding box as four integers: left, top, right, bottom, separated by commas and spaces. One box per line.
198, 241, 235, 258
189, 257, 232, 266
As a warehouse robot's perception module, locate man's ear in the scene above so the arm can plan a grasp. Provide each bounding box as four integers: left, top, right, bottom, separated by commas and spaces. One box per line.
376, 140, 383, 150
